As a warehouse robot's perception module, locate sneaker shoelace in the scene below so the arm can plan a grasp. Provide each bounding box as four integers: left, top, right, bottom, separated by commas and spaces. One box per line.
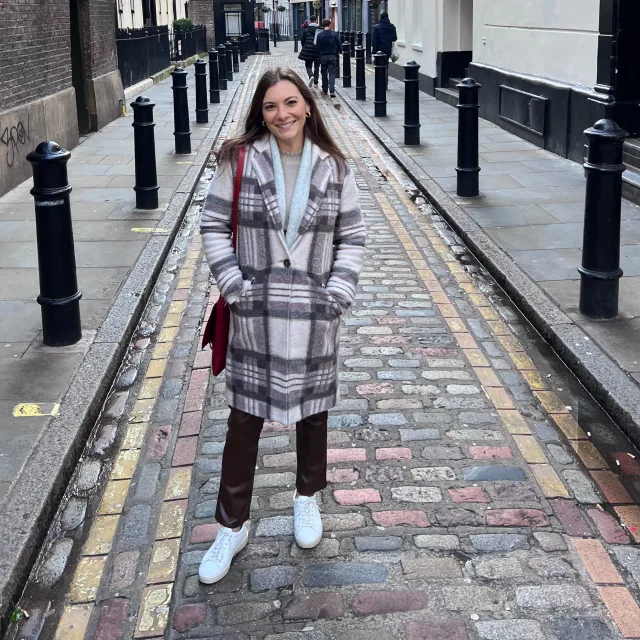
298, 498, 317, 529
204, 527, 233, 564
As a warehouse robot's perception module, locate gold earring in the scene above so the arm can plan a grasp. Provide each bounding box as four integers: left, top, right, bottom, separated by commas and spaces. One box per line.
262, 120, 266, 126
306, 112, 311, 119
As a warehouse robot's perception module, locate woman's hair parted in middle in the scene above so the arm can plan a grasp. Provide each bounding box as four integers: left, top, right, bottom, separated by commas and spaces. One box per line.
216, 67, 346, 167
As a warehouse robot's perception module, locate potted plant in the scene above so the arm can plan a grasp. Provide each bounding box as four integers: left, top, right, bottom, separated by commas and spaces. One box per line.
278, 5, 286, 11
173, 18, 193, 31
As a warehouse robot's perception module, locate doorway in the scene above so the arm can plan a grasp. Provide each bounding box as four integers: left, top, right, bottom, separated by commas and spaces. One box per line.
70, 0, 90, 132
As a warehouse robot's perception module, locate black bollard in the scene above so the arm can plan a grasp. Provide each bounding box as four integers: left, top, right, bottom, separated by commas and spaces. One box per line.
365, 32, 372, 64
231, 39, 240, 73
350, 31, 356, 57
131, 96, 159, 210
244, 34, 251, 57
403, 60, 421, 146
26, 142, 82, 346
265, 28, 270, 52
194, 59, 208, 124
171, 66, 191, 154
456, 78, 481, 197
209, 48, 220, 103
579, 119, 628, 319
294, 32, 299, 53
342, 41, 352, 88
357, 31, 363, 47
355, 46, 366, 100
239, 35, 246, 62
217, 44, 228, 90
373, 51, 387, 117
225, 42, 234, 82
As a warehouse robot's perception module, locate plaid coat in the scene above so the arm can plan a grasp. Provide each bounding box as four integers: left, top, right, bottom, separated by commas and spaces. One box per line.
201, 135, 366, 424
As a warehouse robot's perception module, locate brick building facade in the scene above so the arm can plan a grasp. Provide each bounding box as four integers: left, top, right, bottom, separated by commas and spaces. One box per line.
0, 0, 123, 196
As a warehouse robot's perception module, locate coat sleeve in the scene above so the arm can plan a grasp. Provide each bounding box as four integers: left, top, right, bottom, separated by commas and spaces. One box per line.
327, 164, 366, 313
392, 25, 398, 42
200, 160, 248, 305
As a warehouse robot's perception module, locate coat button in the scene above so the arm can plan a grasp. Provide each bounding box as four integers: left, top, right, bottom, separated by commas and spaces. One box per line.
283, 259, 291, 268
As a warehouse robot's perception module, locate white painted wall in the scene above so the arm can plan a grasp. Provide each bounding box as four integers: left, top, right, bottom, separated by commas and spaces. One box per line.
117, 0, 145, 29
473, 0, 600, 87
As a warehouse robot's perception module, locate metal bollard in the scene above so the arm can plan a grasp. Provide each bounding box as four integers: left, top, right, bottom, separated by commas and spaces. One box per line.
579, 119, 628, 319
373, 51, 387, 117
403, 60, 421, 146
231, 39, 240, 73
456, 78, 481, 197
366, 32, 372, 64
131, 96, 159, 210
265, 28, 270, 52
357, 31, 363, 47
26, 142, 82, 346
194, 59, 208, 124
209, 48, 220, 103
350, 31, 356, 57
355, 46, 366, 100
342, 41, 352, 88
294, 32, 299, 53
217, 44, 228, 90
171, 66, 191, 154
225, 42, 234, 82
244, 34, 251, 57
239, 35, 246, 62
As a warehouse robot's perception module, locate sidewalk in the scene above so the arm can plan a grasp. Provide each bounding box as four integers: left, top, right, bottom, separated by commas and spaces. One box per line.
8, 48, 640, 640
0, 54, 252, 628
337, 58, 640, 441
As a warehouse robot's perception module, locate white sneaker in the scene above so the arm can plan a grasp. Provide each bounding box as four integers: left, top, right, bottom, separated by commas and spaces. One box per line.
198, 524, 249, 584
293, 492, 323, 549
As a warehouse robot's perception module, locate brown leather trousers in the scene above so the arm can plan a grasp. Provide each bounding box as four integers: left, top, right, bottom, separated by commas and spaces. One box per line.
215, 407, 328, 528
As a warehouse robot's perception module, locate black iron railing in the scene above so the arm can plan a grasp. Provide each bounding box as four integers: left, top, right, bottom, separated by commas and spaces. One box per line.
171, 26, 208, 61
116, 26, 171, 89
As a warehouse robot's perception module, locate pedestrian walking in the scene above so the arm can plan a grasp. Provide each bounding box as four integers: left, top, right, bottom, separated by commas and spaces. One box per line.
316, 18, 342, 97
299, 15, 321, 87
372, 11, 398, 88
198, 67, 366, 585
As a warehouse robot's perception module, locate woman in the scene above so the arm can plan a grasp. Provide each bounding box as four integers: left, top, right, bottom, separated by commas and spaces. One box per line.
198, 68, 365, 584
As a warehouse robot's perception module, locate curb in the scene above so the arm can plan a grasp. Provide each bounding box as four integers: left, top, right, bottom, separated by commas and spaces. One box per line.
335, 86, 640, 447
0, 73, 243, 634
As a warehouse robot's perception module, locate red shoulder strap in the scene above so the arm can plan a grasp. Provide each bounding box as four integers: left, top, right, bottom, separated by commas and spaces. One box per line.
232, 146, 245, 249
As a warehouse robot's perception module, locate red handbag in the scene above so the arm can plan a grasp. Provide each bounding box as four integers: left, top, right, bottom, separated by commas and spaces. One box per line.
201, 146, 246, 375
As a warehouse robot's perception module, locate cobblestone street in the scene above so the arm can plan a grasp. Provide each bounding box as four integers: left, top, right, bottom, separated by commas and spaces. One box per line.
8, 47, 640, 640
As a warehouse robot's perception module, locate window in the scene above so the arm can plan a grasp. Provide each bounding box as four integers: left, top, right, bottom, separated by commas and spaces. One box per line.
412, 0, 422, 47
397, 0, 405, 44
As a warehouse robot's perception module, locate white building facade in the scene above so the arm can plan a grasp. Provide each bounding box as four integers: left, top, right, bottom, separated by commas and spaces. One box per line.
386, 0, 640, 163
116, 0, 189, 29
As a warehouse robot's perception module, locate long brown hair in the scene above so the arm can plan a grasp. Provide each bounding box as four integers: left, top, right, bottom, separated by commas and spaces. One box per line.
216, 67, 346, 167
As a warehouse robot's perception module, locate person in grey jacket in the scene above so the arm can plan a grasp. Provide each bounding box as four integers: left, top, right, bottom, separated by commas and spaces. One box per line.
315, 19, 342, 96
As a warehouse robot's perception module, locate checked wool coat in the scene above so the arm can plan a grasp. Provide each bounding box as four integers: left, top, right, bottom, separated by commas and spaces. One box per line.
201, 135, 366, 425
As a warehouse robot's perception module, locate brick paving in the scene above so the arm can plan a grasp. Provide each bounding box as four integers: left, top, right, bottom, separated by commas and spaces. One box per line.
8, 48, 640, 640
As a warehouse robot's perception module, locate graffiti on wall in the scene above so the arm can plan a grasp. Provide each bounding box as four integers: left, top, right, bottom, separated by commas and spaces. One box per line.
1, 115, 31, 167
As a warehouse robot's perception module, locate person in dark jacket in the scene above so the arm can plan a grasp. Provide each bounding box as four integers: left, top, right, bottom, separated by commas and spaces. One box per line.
315, 19, 341, 96
372, 12, 397, 88
298, 16, 321, 87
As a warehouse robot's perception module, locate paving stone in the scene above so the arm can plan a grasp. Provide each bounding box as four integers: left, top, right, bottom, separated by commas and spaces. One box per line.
254, 472, 296, 488
391, 486, 442, 503
547, 444, 574, 464
463, 466, 526, 481
133, 463, 161, 501
527, 556, 576, 578
250, 565, 297, 592
352, 590, 429, 616
256, 516, 294, 537
413, 412, 454, 424
402, 557, 462, 579
373, 510, 430, 528
422, 370, 472, 380
476, 620, 545, 640
550, 617, 614, 640
117, 504, 151, 550
61, 498, 87, 531
109, 551, 139, 590
411, 466, 455, 481
326, 468, 359, 483
377, 447, 412, 460
200, 477, 220, 495
470, 534, 530, 553
533, 532, 567, 552
434, 398, 487, 409
355, 536, 403, 551
414, 534, 459, 549
434, 507, 483, 527
344, 358, 384, 368
328, 414, 364, 429
291, 538, 340, 558
217, 602, 275, 625
549, 499, 593, 536
369, 413, 408, 426
377, 399, 423, 409
95, 599, 128, 640
304, 562, 388, 587
365, 466, 404, 482
587, 507, 631, 544
490, 483, 539, 503
449, 487, 490, 503
448, 429, 503, 441
485, 509, 549, 527
284, 593, 344, 621
334, 488, 381, 505
322, 513, 366, 531
75, 459, 102, 492
474, 556, 524, 580
405, 620, 469, 640
388, 359, 421, 367
37, 538, 74, 588
442, 586, 505, 611
172, 603, 208, 632
459, 411, 498, 425
422, 445, 465, 460
258, 435, 290, 450
469, 446, 513, 460
195, 500, 217, 518
562, 470, 601, 503
612, 546, 640, 588
515, 585, 592, 610
399, 428, 440, 441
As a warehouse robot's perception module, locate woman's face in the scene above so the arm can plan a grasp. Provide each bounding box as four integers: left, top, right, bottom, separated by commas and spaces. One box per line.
262, 80, 309, 151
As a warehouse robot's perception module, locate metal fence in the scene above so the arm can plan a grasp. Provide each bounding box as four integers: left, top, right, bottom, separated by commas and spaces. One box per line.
170, 26, 208, 61
116, 26, 170, 90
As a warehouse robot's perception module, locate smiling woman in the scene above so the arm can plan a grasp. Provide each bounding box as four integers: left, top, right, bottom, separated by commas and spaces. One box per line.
198, 66, 366, 585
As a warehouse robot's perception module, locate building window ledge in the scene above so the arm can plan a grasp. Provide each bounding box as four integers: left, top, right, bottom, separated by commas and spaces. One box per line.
412, 44, 423, 52
397, 39, 406, 47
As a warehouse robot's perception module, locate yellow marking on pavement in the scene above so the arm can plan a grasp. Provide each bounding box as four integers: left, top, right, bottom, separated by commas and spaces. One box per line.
98, 479, 131, 515
462, 349, 490, 367
84, 515, 120, 555
530, 464, 570, 497
156, 500, 187, 540
54, 605, 93, 640
135, 584, 173, 637
130, 398, 155, 423
551, 413, 588, 440
535, 391, 569, 414
147, 358, 168, 378
12, 402, 60, 417
498, 409, 532, 435
152, 342, 172, 359
147, 538, 181, 584
122, 422, 148, 449
513, 435, 548, 464
454, 333, 479, 350
112, 450, 140, 479
163, 312, 182, 328
69, 556, 107, 603
139, 377, 162, 400
570, 441, 609, 470
169, 300, 187, 314
484, 386, 516, 410
131, 227, 171, 233
473, 367, 502, 388
522, 370, 548, 390
158, 326, 179, 342
165, 467, 192, 500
